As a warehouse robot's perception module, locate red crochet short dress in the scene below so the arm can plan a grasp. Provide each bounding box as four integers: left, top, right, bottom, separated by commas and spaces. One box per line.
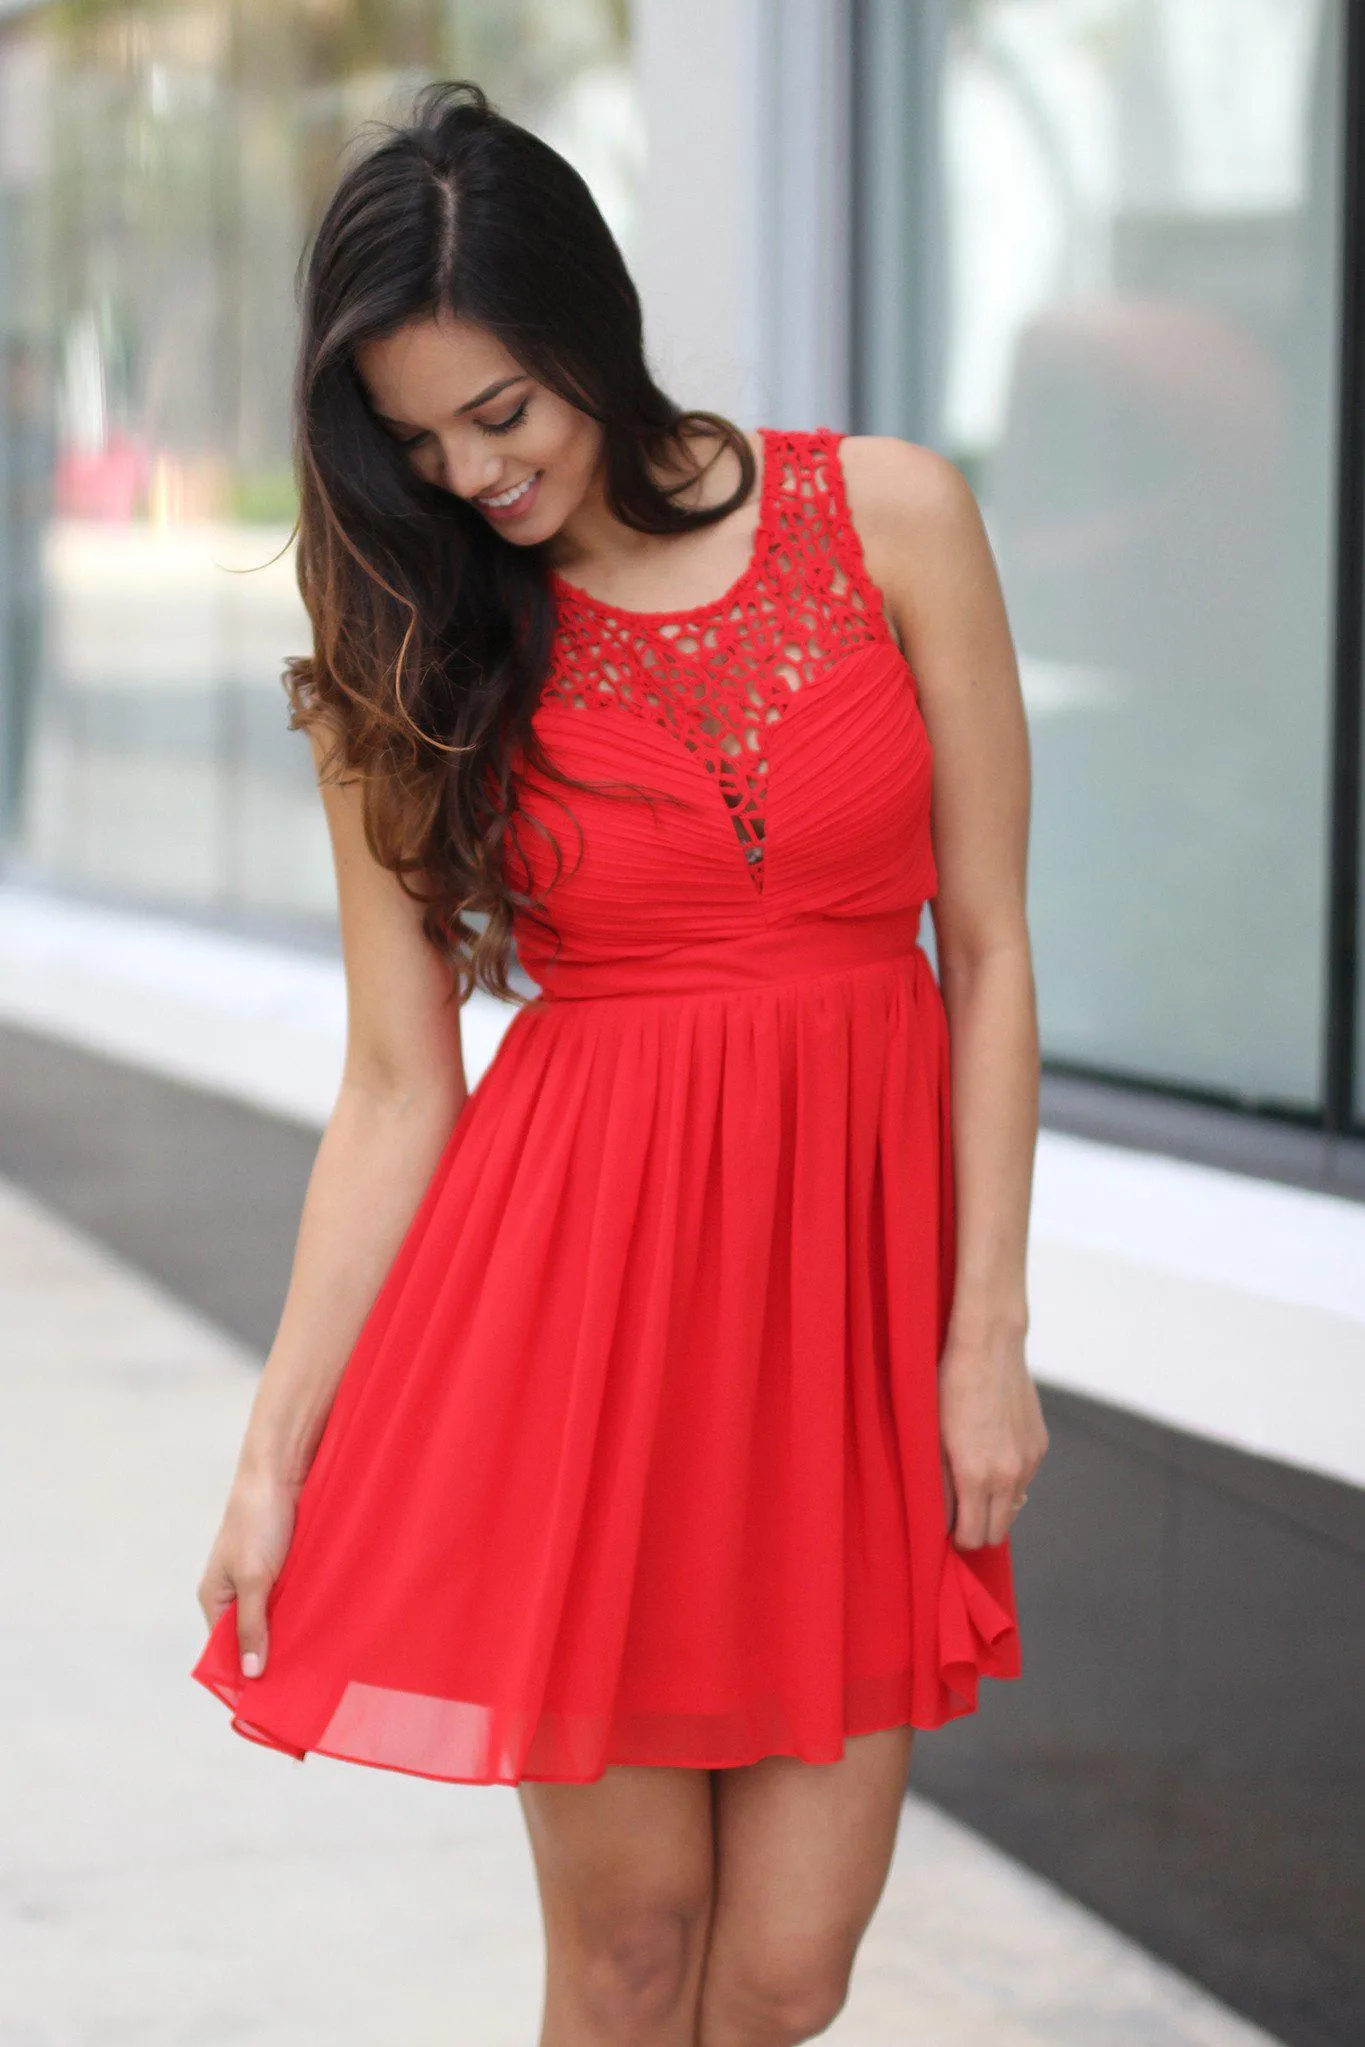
190, 425, 1022, 1784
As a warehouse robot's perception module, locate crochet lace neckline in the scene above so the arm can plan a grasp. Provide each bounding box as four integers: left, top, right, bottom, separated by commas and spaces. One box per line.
547, 428, 776, 625
536, 425, 893, 894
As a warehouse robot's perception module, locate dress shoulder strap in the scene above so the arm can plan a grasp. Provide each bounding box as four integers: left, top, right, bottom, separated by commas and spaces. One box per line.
760, 427, 896, 651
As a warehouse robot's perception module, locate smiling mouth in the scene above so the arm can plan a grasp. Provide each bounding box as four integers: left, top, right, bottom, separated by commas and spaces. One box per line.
476, 474, 538, 509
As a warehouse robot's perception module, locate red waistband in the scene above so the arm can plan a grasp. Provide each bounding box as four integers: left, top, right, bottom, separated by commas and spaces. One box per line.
528, 905, 929, 1003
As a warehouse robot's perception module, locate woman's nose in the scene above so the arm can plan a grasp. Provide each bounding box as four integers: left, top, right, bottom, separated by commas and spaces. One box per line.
442, 438, 501, 503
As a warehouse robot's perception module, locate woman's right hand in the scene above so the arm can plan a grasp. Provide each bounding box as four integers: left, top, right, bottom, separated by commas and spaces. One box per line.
196, 1463, 303, 1679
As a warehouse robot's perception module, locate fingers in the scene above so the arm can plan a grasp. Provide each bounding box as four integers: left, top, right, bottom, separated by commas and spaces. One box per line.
234, 1568, 271, 1678
944, 1463, 1036, 1549
195, 1563, 272, 1677
941, 1391, 1051, 1550
950, 1494, 1010, 1548
196, 1558, 236, 1633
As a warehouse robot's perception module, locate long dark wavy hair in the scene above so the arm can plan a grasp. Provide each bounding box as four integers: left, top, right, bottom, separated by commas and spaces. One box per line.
285, 78, 756, 1006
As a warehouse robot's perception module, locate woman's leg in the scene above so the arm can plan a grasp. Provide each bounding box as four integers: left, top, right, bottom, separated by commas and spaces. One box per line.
696, 1727, 915, 2047
518, 1763, 717, 2047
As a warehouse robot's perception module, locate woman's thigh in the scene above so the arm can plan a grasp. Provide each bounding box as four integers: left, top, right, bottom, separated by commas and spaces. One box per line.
518, 1764, 717, 2041
698, 1727, 915, 2043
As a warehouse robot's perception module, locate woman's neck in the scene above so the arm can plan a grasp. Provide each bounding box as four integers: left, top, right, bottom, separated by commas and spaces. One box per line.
545, 425, 752, 582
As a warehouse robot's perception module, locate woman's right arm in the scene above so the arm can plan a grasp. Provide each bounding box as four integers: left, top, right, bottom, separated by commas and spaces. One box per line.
195, 720, 470, 1676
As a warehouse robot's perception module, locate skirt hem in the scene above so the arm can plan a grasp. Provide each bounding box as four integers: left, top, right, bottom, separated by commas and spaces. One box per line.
189, 1651, 1021, 1788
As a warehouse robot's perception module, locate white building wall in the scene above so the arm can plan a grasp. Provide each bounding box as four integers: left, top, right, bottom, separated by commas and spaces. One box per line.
629, 0, 854, 432
628, 0, 769, 425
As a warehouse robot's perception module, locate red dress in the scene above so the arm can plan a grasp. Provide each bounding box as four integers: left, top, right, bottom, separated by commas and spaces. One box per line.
190, 426, 1022, 1784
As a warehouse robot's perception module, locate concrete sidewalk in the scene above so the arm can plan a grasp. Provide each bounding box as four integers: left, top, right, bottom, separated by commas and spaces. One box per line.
1, 1172, 1284, 2047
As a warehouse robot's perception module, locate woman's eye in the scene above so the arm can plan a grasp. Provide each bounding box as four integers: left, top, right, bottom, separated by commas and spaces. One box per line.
480, 398, 530, 437
393, 430, 431, 451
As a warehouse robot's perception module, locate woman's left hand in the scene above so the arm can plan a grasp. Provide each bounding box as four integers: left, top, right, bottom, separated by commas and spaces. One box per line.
938, 1313, 1049, 1548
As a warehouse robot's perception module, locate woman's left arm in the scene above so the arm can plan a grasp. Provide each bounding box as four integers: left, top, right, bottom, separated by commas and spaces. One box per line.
843, 435, 1050, 1550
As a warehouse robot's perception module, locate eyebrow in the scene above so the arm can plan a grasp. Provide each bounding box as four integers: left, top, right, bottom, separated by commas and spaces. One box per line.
376, 373, 527, 433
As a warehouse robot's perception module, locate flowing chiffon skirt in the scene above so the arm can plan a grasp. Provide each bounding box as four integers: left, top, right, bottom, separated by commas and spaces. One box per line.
191, 932, 1020, 1783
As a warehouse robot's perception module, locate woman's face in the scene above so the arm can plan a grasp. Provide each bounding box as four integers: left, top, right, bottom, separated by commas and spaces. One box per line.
354, 312, 602, 545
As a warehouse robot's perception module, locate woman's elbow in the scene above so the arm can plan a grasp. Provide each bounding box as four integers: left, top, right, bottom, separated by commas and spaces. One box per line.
337, 1037, 468, 1123
934, 909, 1034, 989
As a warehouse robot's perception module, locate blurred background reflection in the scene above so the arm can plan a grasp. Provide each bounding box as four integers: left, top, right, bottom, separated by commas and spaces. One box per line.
0, 0, 638, 929
858, 0, 1342, 1112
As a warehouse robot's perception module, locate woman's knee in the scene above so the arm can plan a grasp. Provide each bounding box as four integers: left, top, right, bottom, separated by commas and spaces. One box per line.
572, 1890, 713, 2033
702, 1942, 853, 2045
521, 1765, 716, 2035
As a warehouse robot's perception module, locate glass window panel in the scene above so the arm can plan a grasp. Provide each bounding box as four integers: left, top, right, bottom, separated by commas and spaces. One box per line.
861, 0, 1343, 1113
0, 0, 639, 930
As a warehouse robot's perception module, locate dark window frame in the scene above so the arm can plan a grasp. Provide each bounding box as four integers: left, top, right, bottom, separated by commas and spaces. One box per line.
1326, 0, 1365, 1136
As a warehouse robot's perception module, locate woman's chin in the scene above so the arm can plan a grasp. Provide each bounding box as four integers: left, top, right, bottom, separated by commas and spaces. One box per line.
494, 500, 565, 549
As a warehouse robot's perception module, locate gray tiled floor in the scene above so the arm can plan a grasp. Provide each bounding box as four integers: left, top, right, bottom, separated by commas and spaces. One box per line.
1, 1174, 1284, 2047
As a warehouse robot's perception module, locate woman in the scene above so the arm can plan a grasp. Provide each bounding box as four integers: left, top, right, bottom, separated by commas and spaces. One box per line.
191, 79, 1048, 2047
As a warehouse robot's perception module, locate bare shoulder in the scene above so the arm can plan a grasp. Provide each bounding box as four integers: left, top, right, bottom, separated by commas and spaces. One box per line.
837, 433, 971, 533
838, 432, 983, 546
836, 434, 994, 640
